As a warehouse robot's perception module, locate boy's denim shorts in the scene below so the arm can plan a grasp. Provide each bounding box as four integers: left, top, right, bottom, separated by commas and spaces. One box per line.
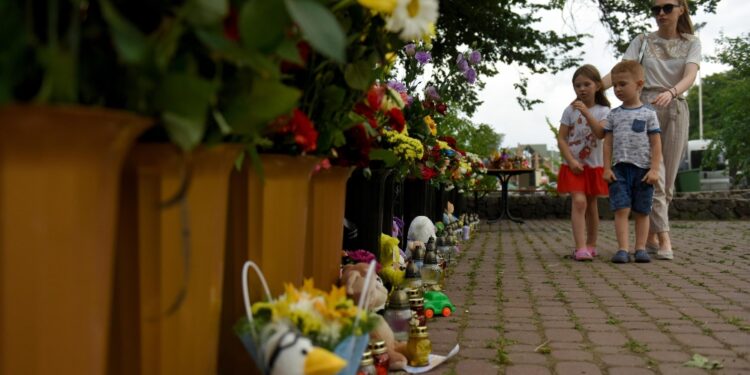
608, 163, 654, 214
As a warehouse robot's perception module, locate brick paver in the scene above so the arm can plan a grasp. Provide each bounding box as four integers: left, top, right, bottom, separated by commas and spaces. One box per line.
418, 220, 750, 374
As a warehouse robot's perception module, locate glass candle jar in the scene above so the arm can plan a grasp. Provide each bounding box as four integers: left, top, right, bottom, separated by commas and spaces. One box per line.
406, 325, 431, 367
383, 289, 412, 342
369, 340, 389, 375
357, 350, 376, 375
409, 297, 426, 327
420, 250, 443, 291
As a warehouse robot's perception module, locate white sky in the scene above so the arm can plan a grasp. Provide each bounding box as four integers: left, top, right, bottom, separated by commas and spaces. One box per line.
472, 0, 750, 151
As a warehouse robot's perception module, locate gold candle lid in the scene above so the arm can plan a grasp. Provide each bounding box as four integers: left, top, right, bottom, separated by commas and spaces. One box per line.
406, 288, 420, 299
388, 289, 410, 309
410, 325, 429, 337
369, 340, 387, 355
409, 297, 424, 307
360, 350, 373, 366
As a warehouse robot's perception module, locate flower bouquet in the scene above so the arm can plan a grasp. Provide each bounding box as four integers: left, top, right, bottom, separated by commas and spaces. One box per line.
235, 261, 379, 375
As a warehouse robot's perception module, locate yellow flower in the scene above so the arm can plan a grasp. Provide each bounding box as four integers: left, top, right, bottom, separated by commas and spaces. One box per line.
358, 0, 397, 13
424, 115, 437, 136
437, 140, 449, 150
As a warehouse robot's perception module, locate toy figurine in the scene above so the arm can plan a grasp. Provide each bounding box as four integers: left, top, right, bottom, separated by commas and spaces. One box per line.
261, 323, 347, 375
422, 290, 456, 319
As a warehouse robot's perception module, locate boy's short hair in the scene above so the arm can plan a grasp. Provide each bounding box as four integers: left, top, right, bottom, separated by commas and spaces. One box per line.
611, 60, 644, 81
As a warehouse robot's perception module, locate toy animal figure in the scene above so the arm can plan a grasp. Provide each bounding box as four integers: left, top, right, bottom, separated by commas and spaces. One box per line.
342, 263, 388, 312
379, 234, 406, 289
262, 322, 347, 375
443, 201, 459, 225
407, 216, 436, 247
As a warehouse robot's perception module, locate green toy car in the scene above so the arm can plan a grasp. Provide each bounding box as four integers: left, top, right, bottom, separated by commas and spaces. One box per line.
423, 290, 455, 318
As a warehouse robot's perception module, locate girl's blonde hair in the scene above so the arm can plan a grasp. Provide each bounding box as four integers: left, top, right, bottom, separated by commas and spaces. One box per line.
673, 0, 695, 36
573, 64, 610, 108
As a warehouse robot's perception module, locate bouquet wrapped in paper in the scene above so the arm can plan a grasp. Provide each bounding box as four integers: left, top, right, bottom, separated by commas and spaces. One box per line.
235, 261, 379, 375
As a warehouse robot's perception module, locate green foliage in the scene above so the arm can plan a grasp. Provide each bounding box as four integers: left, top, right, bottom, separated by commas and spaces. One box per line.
431, 0, 584, 111
687, 33, 750, 185
437, 113, 503, 158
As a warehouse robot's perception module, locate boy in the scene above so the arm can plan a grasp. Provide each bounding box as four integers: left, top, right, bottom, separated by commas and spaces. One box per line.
603, 60, 662, 263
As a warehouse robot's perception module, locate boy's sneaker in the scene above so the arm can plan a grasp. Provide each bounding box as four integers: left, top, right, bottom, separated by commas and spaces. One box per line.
573, 248, 593, 261
645, 242, 660, 255
587, 246, 598, 257
656, 249, 674, 260
611, 250, 630, 263
634, 249, 651, 263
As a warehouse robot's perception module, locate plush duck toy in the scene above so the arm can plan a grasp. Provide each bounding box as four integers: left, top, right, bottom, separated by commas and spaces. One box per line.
262, 323, 347, 375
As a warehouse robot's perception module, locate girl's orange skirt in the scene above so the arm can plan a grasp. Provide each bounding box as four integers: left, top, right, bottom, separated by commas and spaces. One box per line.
557, 165, 609, 196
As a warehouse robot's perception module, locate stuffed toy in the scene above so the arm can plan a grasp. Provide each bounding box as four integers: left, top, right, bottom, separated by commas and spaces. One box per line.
378, 234, 406, 289
407, 216, 436, 253
261, 322, 347, 375
369, 315, 409, 370
340, 263, 408, 370
341, 263, 388, 312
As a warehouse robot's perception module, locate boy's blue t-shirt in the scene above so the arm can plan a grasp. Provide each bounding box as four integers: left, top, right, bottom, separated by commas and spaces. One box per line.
603, 105, 661, 169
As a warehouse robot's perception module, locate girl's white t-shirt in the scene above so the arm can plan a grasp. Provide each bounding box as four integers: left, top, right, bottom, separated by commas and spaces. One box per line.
560, 104, 610, 167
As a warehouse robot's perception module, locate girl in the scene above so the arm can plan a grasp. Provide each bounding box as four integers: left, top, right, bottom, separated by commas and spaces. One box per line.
557, 64, 611, 261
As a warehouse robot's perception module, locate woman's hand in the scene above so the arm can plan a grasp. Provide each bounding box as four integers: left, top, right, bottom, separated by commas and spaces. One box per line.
651, 91, 673, 108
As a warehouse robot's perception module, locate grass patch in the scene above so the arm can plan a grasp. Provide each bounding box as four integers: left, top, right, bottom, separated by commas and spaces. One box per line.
623, 339, 650, 353
606, 316, 621, 325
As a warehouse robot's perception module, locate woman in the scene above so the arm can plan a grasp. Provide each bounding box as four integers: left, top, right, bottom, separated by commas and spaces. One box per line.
602, 0, 701, 260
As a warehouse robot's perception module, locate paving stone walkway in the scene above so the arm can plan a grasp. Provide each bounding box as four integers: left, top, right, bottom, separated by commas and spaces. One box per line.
420, 220, 750, 375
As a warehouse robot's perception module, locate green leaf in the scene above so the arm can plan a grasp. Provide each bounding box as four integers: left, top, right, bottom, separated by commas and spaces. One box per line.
185, 0, 229, 26
223, 79, 301, 134
195, 29, 280, 78
284, 0, 345, 63
684, 354, 723, 370
162, 112, 205, 151
239, 0, 289, 52
154, 73, 217, 150
153, 22, 184, 70
369, 149, 399, 167
344, 60, 374, 90
320, 85, 345, 119
212, 108, 232, 134
98, 0, 149, 64
275, 39, 304, 65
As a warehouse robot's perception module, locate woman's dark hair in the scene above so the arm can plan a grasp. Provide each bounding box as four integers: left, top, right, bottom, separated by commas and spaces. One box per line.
573, 64, 611, 108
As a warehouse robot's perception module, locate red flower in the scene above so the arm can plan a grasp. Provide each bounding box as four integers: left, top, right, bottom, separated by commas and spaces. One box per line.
438, 136, 458, 149
273, 109, 318, 152
354, 103, 378, 129
387, 108, 405, 133
367, 85, 385, 110
436, 102, 447, 115
290, 109, 318, 152
223, 8, 240, 41
421, 165, 438, 180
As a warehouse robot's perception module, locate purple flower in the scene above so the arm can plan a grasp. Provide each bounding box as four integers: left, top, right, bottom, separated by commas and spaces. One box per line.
456, 53, 465, 65
415, 51, 431, 64
464, 68, 477, 84
425, 85, 441, 101
469, 50, 482, 65
387, 80, 407, 93
405, 94, 414, 106
404, 43, 416, 56
457, 58, 469, 73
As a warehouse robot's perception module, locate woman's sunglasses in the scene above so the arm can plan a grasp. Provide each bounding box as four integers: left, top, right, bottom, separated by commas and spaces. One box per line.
651, 4, 681, 16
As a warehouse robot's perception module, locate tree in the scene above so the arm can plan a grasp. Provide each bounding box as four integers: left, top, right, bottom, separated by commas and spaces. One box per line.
437, 113, 503, 158
428, 0, 722, 113
686, 33, 750, 185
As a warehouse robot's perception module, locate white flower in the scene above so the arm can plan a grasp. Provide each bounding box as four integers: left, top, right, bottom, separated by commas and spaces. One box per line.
385, 0, 439, 41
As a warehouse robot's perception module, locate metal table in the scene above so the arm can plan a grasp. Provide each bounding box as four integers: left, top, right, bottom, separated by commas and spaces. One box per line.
485, 168, 535, 224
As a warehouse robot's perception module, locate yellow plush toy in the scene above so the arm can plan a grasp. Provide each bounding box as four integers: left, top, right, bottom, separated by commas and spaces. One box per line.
378, 233, 405, 288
